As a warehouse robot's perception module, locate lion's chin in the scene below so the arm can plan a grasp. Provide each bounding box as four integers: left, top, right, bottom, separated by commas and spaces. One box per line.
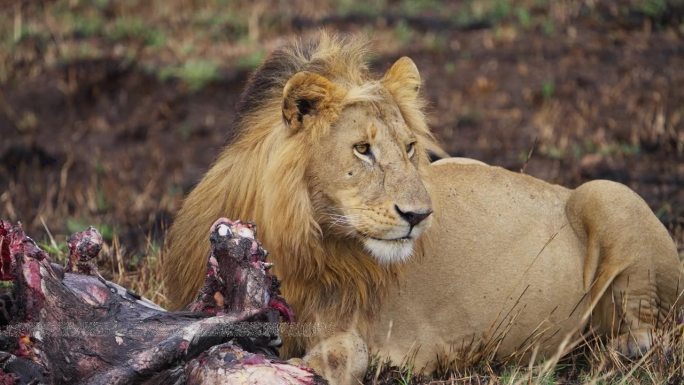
362, 238, 414, 264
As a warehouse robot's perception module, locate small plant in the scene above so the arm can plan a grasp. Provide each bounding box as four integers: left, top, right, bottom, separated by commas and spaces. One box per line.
87, 0, 110, 9
145, 29, 166, 48
599, 142, 641, 156
108, 17, 147, 41
541, 19, 556, 35
237, 50, 265, 70
537, 370, 557, 385
336, 0, 386, 17
542, 145, 564, 160
65, 218, 114, 242
489, 0, 512, 23
515, 6, 532, 29
178, 60, 219, 91
394, 20, 414, 45
541, 80, 556, 100
399, 0, 441, 16
458, 110, 482, 127
194, 12, 248, 41
397, 364, 413, 385
39, 240, 69, 263
107, 16, 165, 46
71, 14, 104, 38
640, 0, 668, 19
424, 33, 448, 53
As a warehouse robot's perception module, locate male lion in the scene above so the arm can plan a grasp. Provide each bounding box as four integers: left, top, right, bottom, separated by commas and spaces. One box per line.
164, 33, 683, 384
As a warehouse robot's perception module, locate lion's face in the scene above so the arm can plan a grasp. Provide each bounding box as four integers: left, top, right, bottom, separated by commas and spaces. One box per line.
311, 101, 432, 263
281, 58, 433, 264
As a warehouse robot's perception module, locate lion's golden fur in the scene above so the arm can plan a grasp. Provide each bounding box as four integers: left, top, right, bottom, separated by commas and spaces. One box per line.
163, 33, 438, 356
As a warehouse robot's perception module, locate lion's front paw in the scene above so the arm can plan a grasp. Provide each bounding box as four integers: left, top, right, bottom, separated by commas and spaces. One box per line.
610, 329, 654, 358
303, 330, 369, 385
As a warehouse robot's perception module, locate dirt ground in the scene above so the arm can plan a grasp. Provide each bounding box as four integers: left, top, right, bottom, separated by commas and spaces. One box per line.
0, 0, 683, 382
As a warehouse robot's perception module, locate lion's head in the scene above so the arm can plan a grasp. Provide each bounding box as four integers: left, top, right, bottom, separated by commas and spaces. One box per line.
165, 33, 442, 329
280, 59, 434, 263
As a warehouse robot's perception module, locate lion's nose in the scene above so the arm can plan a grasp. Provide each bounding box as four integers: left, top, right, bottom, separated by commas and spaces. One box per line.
395, 205, 433, 227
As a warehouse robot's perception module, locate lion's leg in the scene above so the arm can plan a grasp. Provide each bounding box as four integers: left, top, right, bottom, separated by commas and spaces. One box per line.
589, 266, 662, 356
302, 329, 369, 385
566, 180, 682, 356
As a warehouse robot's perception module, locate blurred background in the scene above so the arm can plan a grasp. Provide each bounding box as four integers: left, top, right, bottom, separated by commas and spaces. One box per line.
0, 0, 682, 303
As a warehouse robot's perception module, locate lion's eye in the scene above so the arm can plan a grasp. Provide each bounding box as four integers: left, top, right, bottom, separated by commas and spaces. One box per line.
407, 142, 416, 158
353, 143, 371, 156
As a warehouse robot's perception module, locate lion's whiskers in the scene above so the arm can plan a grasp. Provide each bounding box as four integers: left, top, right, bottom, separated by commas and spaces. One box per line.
321, 212, 364, 237
345, 207, 374, 212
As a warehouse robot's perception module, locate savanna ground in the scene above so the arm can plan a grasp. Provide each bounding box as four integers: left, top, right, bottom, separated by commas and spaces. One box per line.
1, 0, 683, 383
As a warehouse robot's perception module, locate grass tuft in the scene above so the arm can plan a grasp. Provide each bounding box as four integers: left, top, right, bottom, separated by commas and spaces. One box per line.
158, 60, 220, 91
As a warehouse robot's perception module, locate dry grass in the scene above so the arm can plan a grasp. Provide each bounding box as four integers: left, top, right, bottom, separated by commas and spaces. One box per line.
365, 315, 684, 384
108, 233, 167, 306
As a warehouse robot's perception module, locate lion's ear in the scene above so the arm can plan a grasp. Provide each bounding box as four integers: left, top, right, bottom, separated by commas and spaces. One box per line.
381, 56, 421, 100
282, 71, 342, 132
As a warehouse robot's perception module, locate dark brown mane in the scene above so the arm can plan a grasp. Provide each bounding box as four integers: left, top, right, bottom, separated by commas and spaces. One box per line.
235, 33, 370, 128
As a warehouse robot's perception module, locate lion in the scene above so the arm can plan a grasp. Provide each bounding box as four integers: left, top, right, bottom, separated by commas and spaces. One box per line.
164, 33, 683, 384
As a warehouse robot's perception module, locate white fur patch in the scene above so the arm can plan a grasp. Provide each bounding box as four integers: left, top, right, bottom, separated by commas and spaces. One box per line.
363, 238, 414, 264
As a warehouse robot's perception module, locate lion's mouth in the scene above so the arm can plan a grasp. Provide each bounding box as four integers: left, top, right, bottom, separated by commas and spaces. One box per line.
366, 235, 413, 242
360, 234, 415, 264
